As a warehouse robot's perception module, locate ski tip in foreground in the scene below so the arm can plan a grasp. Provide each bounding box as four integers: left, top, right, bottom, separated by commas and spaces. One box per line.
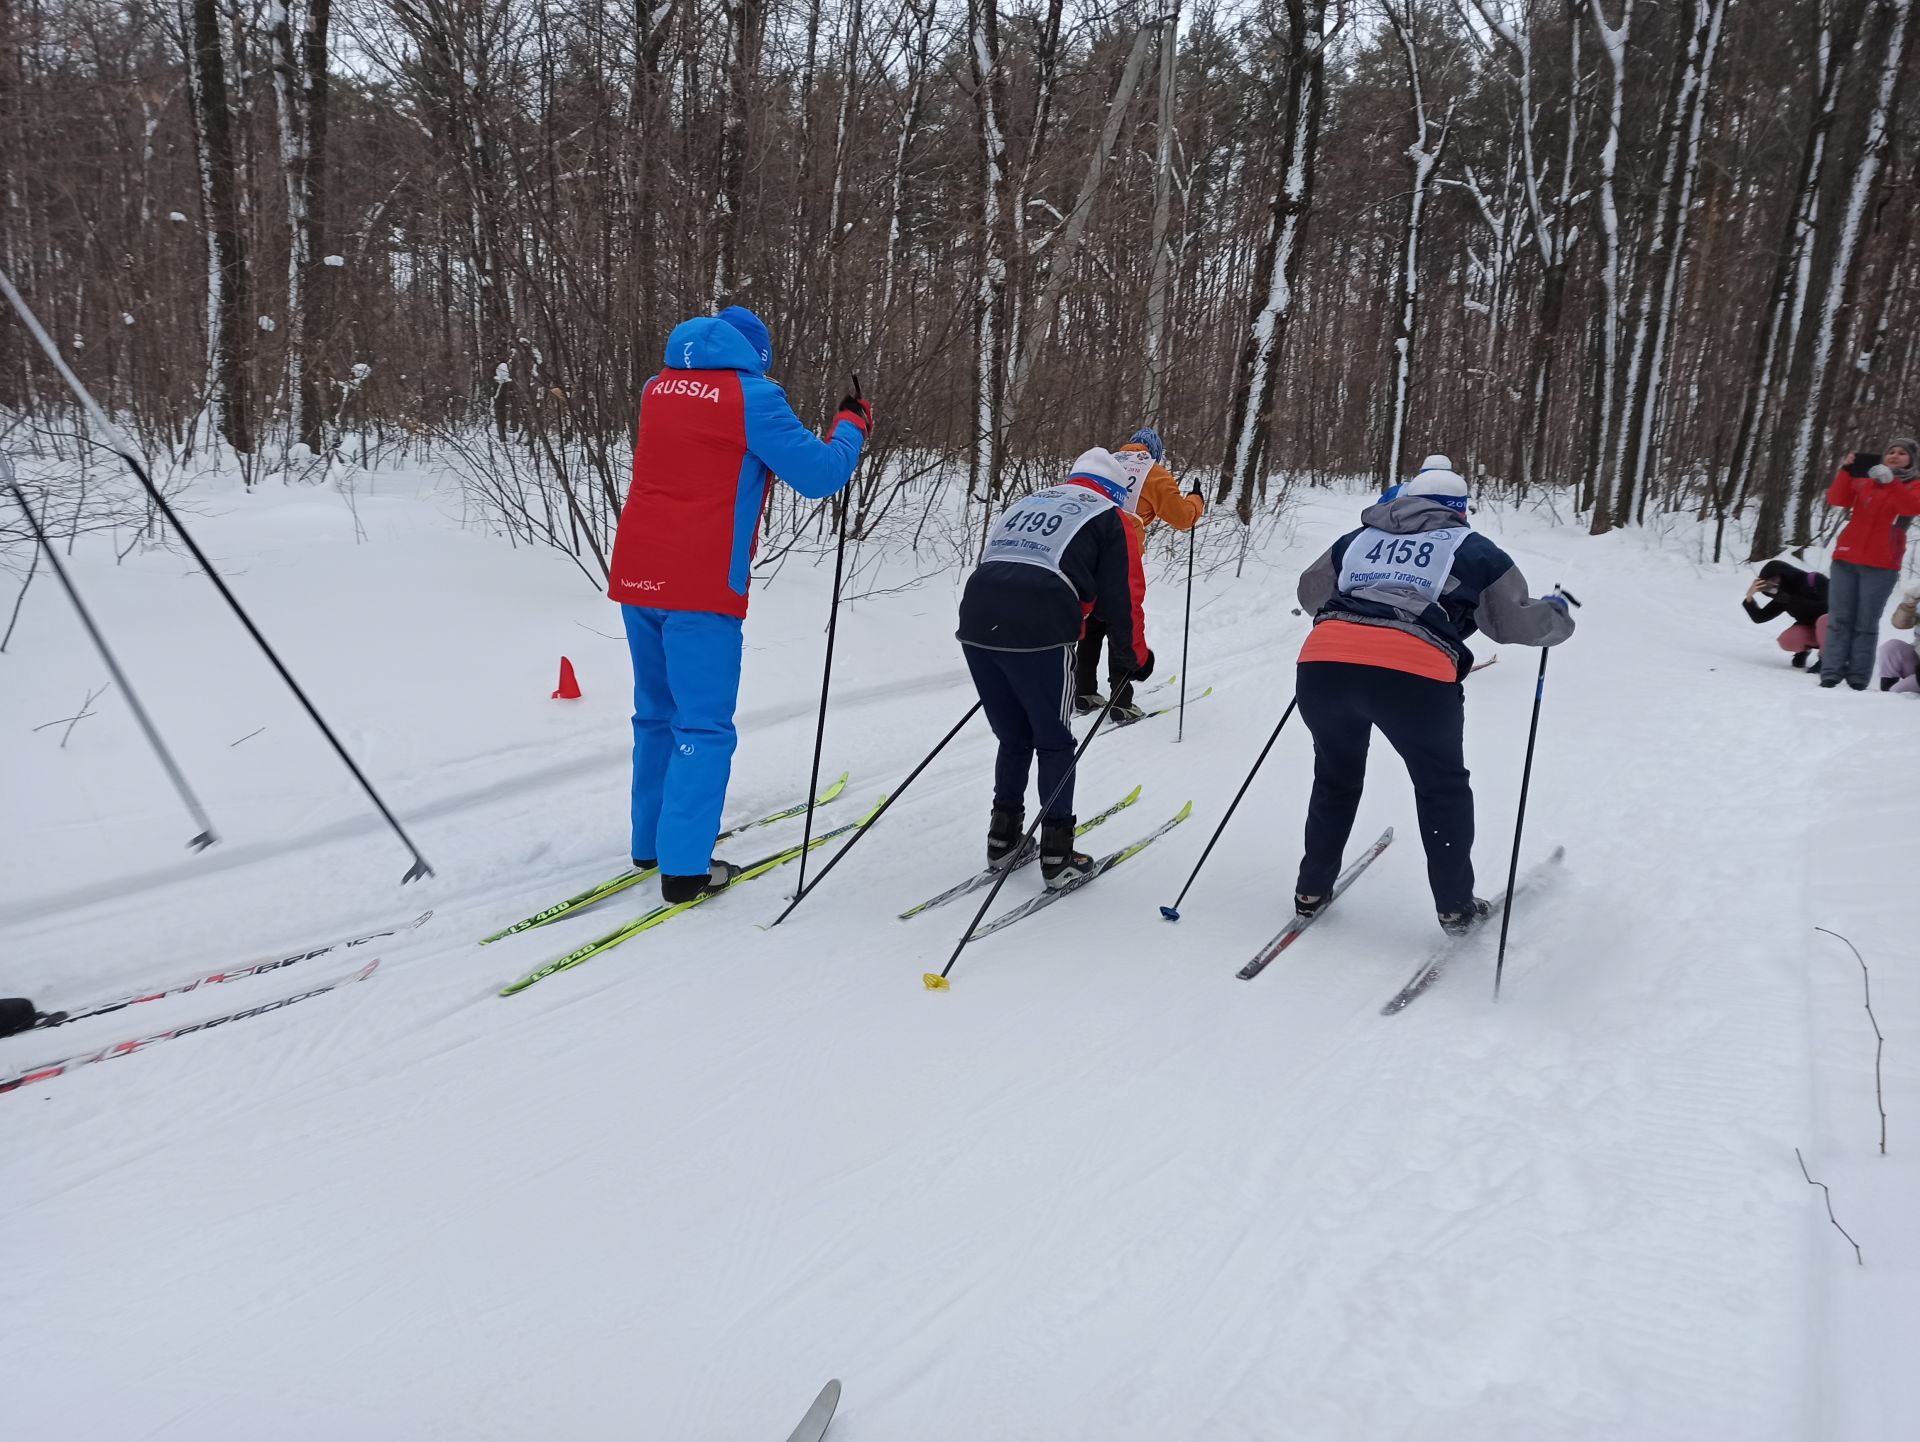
1159, 905, 1180, 922
784, 1378, 842, 1442
922, 973, 949, 992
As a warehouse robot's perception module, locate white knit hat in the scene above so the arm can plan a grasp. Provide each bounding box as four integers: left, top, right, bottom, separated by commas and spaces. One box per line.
1067, 448, 1129, 505
1404, 468, 1469, 515
1418, 453, 1453, 472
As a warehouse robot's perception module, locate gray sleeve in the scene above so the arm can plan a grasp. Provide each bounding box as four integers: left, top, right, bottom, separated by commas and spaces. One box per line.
1474, 562, 1576, 647
1297, 547, 1339, 615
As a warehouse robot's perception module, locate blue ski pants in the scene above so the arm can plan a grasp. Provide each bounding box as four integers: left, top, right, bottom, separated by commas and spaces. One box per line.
622, 605, 745, 876
1295, 660, 1475, 914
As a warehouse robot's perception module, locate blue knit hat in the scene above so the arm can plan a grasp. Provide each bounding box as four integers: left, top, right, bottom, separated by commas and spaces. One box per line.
717, 305, 772, 373
1129, 427, 1164, 462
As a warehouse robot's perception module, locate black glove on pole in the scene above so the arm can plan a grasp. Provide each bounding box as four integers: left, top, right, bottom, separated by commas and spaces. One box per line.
770, 700, 983, 927
1159, 697, 1298, 920
1493, 585, 1579, 998
927, 690, 1124, 989
7, 465, 218, 852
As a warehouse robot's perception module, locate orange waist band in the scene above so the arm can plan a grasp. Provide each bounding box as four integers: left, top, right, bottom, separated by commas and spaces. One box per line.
1297, 619, 1457, 682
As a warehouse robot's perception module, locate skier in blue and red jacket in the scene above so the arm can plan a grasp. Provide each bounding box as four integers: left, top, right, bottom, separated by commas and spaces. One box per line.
606, 306, 870, 903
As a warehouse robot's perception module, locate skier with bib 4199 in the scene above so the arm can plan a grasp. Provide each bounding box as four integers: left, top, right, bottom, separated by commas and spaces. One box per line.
1291, 467, 1574, 936
957, 448, 1150, 889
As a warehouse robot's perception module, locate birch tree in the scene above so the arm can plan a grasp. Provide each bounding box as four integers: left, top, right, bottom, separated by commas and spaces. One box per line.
1142, 0, 1182, 420
184, 0, 254, 457
1219, 0, 1341, 521
967, 0, 1010, 498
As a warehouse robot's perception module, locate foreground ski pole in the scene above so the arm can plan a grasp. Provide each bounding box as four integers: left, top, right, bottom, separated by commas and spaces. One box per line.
1178, 486, 1199, 743
1493, 585, 1579, 998
793, 373, 863, 898
771, 699, 981, 926
5, 463, 217, 851
1158, 696, 1298, 920
0, 267, 433, 883
926, 690, 1123, 989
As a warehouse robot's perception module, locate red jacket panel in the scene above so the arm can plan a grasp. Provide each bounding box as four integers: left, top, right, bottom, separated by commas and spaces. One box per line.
1827, 468, 1920, 571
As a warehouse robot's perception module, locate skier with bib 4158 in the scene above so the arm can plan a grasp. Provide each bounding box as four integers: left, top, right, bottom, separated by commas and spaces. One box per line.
1291, 467, 1574, 936
605, 306, 870, 905
957, 448, 1151, 889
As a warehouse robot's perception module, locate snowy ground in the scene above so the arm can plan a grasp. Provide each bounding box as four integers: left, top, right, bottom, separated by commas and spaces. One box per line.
2, 466, 1915, 1441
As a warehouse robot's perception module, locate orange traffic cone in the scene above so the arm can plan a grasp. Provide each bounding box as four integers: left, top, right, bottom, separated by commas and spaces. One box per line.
552, 656, 581, 700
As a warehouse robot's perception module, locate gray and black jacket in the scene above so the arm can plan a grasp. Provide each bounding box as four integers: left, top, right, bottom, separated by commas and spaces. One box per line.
1296, 496, 1574, 679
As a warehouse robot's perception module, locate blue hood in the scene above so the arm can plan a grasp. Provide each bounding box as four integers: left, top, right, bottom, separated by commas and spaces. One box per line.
663, 316, 765, 375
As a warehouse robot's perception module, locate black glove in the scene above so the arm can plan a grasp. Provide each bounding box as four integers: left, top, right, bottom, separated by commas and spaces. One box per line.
1135, 648, 1157, 679
1845, 451, 1883, 478
835, 395, 872, 434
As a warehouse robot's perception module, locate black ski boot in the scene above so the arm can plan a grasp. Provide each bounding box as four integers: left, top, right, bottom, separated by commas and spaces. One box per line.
633, 856, 657, 871
1790, 649, 1811, 669
660, 859, 743, 905
1039, 818, 1095, 890
987, 807, 1027, 870
1437, 898, 1493, 938
0, 997, 38, 1039
1109, 700, 1148, 726
1294, 893, 1327, 920
1073, 692, 1107, 717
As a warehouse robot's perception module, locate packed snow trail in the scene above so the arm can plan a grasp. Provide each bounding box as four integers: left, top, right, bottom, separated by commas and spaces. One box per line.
3, 473, 1916, 1439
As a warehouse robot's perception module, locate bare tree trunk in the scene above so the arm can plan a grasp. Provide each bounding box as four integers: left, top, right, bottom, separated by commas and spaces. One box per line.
881, 0, 936, 317
1382, 1, 1450, 489
1142, 0, 1181, 421
1612, 0, 1729, 529
967, 0, 1010, 500
712, 0, 763, 307
1008, 19, 1154, 403
1219, 0, 1335, 521
185, 0, 254, 457
1772, 0, 1916, 547
1583, 0, 1634, 531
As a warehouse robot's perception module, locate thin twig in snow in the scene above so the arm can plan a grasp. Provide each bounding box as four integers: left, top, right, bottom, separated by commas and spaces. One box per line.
1, 540, 39, 652
1815, 927, 1888, 1155
1794, 1148, 1863, 1265
32, 683, 111, 747
229, 726, 266, 747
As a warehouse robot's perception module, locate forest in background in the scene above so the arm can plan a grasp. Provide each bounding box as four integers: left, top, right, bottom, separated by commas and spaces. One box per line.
1, 0, 1916, 572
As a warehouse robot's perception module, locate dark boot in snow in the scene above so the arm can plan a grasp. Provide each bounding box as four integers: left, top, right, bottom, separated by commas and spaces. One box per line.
1073, 693, 1107, 717
1109, 700, 1148, 726
1882, 676, 1898, 692
660, 859, 743, 905
987, 807, 1027, 869
1791, 649, 1811, 669
633, 856, 657, 871
1294, 893, 1327, 920
0, 997, 39, 1038
1039, 818, 1095, 890
1437, 898, 1493, 938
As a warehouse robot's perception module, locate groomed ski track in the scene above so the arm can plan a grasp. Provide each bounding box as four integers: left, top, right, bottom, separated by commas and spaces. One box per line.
3, 476, 1913, 1440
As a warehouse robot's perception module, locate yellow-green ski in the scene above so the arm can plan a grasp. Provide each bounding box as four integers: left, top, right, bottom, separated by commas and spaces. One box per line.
499, 795, 882, 996
479, 772, 849, 944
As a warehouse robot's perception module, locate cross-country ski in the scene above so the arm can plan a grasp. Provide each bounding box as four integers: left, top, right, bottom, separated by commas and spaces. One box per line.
10, 34, 1917, 1440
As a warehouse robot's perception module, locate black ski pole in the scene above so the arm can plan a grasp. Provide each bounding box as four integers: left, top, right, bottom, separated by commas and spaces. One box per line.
0, 266, 434, 883
792, 373, 863, 898
5, 464, 218, 851
1159, 696, 1297, 920
1493, 585, 1578, 998
1177, 487, 1198, 743
927, 688, 1123, 989
769, 699, 982, 927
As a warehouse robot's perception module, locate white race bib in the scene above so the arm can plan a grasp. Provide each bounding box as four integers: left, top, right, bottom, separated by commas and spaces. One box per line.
982, 486, 1114, 575
1337, 526, 1465, 615
1114, 450, 1155, 514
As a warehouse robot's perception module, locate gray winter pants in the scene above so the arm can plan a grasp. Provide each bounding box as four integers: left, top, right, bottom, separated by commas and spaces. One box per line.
1823, 559, 1899, 687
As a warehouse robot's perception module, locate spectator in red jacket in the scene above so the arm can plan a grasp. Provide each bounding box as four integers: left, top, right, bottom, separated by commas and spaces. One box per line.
1821, 439, 1920, 689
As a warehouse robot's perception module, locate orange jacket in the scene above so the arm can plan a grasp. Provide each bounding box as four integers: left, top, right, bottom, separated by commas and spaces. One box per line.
1117, 443, 1206, 534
